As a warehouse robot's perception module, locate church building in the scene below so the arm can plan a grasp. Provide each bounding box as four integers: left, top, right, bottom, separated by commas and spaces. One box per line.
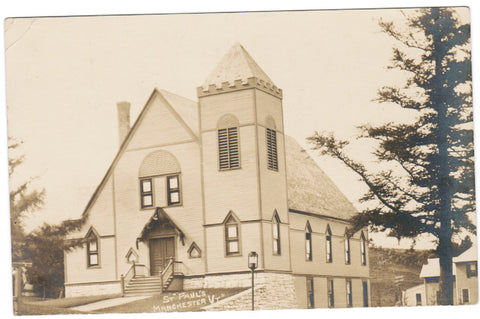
64, 43, 370, 309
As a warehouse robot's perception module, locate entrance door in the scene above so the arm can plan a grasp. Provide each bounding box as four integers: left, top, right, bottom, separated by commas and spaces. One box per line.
149, 237, 175, 276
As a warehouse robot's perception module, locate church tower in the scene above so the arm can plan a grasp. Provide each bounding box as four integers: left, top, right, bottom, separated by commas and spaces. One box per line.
198, 44, 291, 274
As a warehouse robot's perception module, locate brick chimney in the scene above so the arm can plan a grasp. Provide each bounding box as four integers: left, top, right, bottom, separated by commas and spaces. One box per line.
116, 101, 131, 146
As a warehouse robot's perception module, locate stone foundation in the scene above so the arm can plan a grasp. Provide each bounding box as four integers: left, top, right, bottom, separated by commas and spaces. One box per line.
185, 272, 299, 310
65, 281, 122, 298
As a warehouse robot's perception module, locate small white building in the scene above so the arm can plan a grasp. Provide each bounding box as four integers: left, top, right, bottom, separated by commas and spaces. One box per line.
405, 247, 478, 306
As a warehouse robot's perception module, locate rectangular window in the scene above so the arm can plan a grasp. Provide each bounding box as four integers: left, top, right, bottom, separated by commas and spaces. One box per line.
167, 175, 181, 206
328, 279, 335, 308
226, 223, 240, 255
218, 127, 240, 170
362, 281, 369, 307
266, 128, 278, 171
360, 234, 367, 266
466, 262, 477, 278
346, 280, 353, 307
87, 238, 99, 267
140, 179, 153, 208
462, 288, 469, 303
307, 277, 314, 308
416, 293, 422, 306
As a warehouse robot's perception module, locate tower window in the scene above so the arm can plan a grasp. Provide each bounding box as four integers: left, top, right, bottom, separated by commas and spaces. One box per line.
225, 214, 241, 256
140, 179, 153, 208
273, 212, 281, 255
167, 175, 181, 206
266, 128, 278, 171
218, 127, 240, 170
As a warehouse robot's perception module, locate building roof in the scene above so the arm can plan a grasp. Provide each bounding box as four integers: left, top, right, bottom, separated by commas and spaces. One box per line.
420, 258, 458, 278
201, 43, 276, 90
285, 135, 358, 220
453, 246, 478, 263
158, 89, 199, 137
419, 247, 478, 278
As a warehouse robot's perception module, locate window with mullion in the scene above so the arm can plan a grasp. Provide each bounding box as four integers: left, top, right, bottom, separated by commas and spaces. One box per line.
87, 237, 99, 267
225, 217, 240, 256
266, 128, 278, 171
466, 262, 477, 278
140, 179, 153, 208
167, 175, 181, 206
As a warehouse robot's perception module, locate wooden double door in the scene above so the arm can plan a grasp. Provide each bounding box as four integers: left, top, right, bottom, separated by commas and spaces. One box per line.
149, 237, 175, 276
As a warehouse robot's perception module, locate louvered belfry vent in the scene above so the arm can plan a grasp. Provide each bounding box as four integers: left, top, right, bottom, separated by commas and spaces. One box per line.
267, 128, 278, 171
218, 127, 240, 170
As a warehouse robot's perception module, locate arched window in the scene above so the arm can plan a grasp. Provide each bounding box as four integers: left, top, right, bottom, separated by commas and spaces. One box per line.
217, 114, 240, 170
138, 150, 181, 208
272, 211, 281, 255
265, 115, 278, 171
85, 227, 100, 267
224, 212, 241, 256
344, 228, 351, 265
305, 221, 313, 261
326, 225, 333, 263
360, 231, 367, 266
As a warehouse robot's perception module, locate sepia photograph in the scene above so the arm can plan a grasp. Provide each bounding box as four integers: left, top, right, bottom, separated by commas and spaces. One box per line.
2, 1, 478, 317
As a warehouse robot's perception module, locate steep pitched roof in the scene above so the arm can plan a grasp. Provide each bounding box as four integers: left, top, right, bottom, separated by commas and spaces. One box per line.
158, 89, 199, 137
420, 258, 458, 278
285, 135, 358, 220
202, 43, 276, 90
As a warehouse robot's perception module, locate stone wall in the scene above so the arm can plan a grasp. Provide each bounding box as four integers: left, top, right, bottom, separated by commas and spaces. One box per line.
199, 272, 299, 311
65, 281, 122, 298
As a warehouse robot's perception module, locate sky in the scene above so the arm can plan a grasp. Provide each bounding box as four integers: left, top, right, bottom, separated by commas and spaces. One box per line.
4, 7, 475, 250
1, 1, 479, 319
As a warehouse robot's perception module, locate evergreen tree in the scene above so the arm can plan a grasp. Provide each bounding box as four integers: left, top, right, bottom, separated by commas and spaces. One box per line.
23, 221, 84, 298
308, 8, 473, 305
9, 137, 45, 262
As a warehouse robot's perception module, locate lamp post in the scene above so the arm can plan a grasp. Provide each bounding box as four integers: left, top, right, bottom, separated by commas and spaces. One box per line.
248, 251, 258, 311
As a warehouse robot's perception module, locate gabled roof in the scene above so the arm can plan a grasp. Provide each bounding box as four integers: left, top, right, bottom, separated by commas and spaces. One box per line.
159, 89, 199, 136
420, 258, 457, 278
453, 246, 478, 263
137, 207, 185, 244
285, 135, 358, 220
202, 43, 276, 90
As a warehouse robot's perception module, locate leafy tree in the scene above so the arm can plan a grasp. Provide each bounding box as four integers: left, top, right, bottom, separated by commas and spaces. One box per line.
308, 8, 473, 305
9, 137, 45, 262
23, 221, 84, 299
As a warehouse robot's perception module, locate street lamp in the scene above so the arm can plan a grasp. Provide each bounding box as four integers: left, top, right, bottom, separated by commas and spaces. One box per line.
248, 251, 258, 311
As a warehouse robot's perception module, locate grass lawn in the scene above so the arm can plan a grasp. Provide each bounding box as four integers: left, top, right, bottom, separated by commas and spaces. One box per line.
95, 288, 248, 314
15, 294, 121, 316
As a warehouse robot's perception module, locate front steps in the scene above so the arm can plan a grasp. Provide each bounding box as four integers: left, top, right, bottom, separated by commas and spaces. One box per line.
124, 276, 162, 296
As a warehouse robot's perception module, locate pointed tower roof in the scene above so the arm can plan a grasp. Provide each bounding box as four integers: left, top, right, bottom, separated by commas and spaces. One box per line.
199, 43, 282, 98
